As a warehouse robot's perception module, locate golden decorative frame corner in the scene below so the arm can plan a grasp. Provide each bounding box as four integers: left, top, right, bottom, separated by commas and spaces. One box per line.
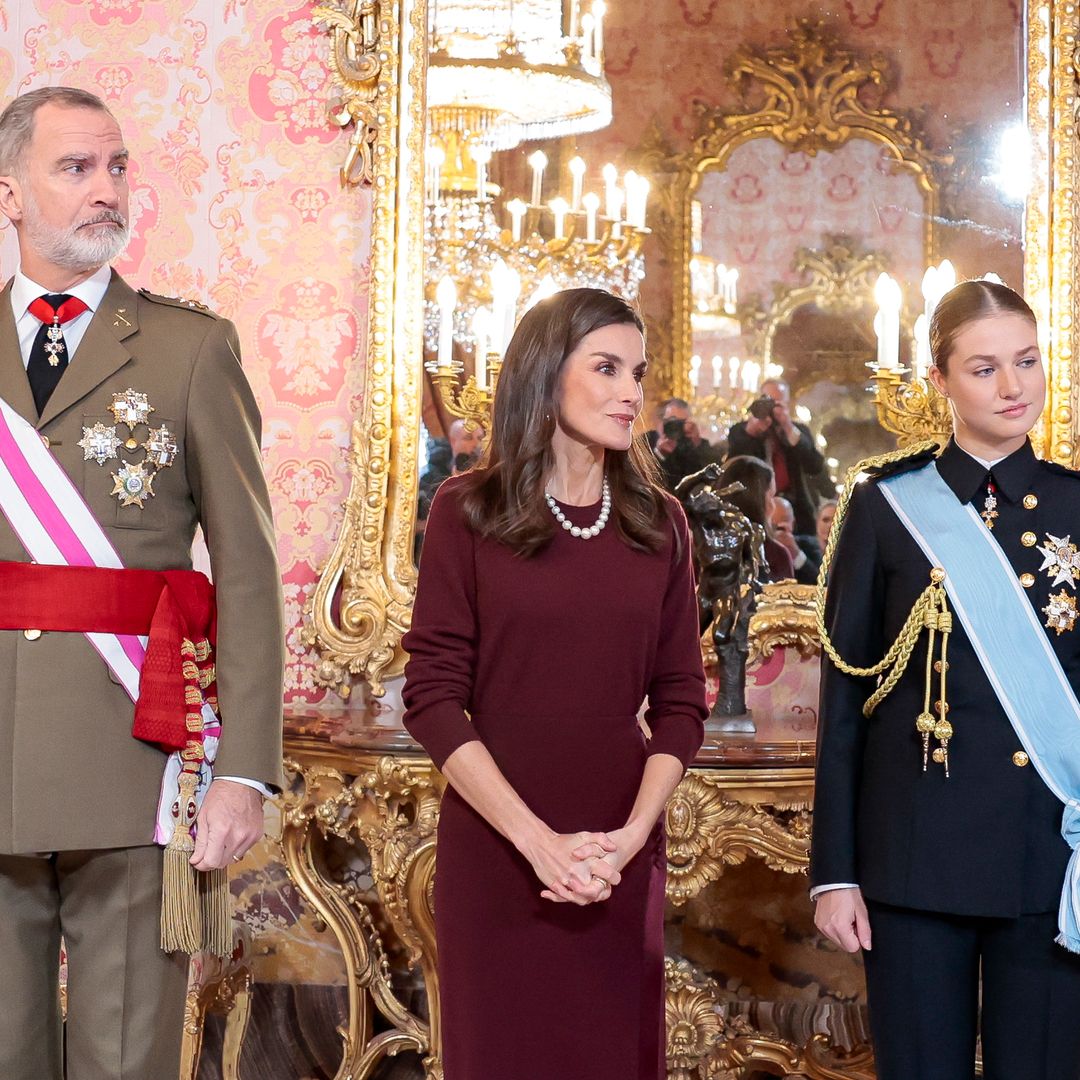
635, 17, 948, 400
316, 1, 386, 187
303, 0, 427, 696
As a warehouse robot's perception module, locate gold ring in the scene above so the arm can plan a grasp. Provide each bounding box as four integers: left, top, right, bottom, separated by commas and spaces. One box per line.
232, 854, 243, 863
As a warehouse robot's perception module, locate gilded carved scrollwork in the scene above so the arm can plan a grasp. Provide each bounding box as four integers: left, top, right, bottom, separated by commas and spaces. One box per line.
665, 959, 875, 1080
279, 753, 441, 1079
303, 0, 427, 696
635, 19, 947, 398
746, 581, 821, 665
665, 771, 812, 905
315, 0, 384, 187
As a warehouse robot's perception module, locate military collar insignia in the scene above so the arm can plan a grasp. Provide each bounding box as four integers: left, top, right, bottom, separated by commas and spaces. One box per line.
78, 422, 121, 466
1036, 533, 1080, 589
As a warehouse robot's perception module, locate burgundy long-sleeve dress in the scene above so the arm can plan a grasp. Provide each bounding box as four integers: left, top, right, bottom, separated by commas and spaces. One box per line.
402, 476, 707, 1080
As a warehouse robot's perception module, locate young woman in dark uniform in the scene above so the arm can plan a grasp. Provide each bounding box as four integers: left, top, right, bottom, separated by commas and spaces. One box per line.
812, 280, 1080, 1079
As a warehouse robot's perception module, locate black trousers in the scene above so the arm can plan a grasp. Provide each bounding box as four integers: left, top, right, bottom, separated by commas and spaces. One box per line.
864, 900, 1080, 1080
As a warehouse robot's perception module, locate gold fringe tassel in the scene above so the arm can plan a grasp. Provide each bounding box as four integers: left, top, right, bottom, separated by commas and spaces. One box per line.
161, 769, 202, 955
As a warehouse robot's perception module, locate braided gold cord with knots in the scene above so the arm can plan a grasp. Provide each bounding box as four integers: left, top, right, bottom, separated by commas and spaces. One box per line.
815, 441, 952, 720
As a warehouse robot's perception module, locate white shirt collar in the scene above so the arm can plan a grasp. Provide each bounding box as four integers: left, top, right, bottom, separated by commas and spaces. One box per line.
954, 441, 1006, 470
11, 264, 112, 319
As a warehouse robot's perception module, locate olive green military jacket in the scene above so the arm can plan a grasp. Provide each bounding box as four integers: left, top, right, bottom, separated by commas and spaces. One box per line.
0, 271, 285, 853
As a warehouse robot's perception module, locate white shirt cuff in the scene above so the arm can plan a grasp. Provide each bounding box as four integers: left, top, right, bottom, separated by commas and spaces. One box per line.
214, 775, 274, 799
810, 883, 858, 900
792, 549, 807, 570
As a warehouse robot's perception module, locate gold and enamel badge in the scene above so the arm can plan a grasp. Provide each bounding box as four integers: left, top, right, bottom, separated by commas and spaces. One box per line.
78, 422, 121, 466
1044, 591, 1079, 635
1036, 534, 1080, 589
143, 425, 178, 468
108, 389, 154, 428
111, 461, 155, 508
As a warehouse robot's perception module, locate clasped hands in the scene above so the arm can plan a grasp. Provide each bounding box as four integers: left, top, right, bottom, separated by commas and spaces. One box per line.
522, 825, 643, 907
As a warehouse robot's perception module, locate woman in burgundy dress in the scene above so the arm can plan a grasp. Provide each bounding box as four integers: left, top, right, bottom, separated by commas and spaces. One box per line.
402, 288, 707, 1079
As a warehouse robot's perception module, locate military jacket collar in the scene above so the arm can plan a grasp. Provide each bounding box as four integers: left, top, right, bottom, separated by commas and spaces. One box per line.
935, 436, 1039, 507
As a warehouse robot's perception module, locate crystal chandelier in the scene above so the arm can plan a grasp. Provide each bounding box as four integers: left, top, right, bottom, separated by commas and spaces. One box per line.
429, 0, 612, 151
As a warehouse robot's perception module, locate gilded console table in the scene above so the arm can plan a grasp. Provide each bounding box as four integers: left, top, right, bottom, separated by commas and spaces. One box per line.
279, 706, 873, 1080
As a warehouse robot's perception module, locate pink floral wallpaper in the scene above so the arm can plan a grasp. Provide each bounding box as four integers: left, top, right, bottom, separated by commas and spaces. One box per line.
0, 0, 371, 704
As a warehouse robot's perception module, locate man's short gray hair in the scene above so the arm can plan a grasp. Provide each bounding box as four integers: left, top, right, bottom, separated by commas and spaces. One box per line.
0, 86, 114, 176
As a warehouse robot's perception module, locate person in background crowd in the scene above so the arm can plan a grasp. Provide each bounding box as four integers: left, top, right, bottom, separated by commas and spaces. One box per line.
646, 397, 719, 491
727, 378, 824, 534
770, 494, 821, 585
716, 455, 794, 581
815, 499, 838, 557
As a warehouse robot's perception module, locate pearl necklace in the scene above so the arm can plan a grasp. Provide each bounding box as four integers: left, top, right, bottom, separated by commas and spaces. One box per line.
544, 478, 611, 540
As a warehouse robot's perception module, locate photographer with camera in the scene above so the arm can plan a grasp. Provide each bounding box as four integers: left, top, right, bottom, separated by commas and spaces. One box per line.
727, 378, 824, 535
647, 397, 720, 490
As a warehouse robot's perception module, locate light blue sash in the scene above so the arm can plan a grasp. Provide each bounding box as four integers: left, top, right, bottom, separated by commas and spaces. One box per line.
879, 462, 1080, 951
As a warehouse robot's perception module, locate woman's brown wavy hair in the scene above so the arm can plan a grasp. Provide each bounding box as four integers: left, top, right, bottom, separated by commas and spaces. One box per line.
457, 287, 669, 557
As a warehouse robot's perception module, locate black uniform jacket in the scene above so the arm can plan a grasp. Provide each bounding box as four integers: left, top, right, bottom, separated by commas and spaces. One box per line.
811, 438, 1079, 917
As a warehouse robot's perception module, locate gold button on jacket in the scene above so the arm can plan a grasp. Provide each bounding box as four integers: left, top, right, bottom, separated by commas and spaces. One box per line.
1012, 751, 1030, 767
22, 629, 41, 641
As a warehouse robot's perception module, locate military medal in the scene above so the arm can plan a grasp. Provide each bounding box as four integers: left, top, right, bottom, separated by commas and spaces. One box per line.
142, 425, 178, 468
111, 461, 155, 508
78, 422, 121, 466
1036, 533, 1080, 589
108, 389, 154, 428
1044, 591, 1079, 635
43, 317, 65, 366
980, 479, 998, 530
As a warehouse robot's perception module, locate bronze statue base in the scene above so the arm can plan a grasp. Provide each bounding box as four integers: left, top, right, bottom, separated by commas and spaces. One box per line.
708, 709, 756, 735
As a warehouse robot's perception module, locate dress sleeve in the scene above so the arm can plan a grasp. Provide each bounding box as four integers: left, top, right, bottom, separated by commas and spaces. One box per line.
643, 502, 708, 768
810, 481, 885, 887
402, 480, 483, 769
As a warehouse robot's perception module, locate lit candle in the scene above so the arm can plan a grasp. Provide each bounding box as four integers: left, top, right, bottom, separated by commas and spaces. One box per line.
472, 144, 492, 199
528, 150, 548, 206
727, 356, 740, 388
581, 13, 595, 61
526, 274, 559, 312
473, 307, 491, 391
568, 156, 586, 210
765, 362, 784, 381
982, 272, 1005, 285
491, 258, 521, 356
873, 272, 902, 370
689, 354, 701, 390
569, 0, 579, 37
937, 258, 957, 294
636, 176, 650, 229
715, 264, 727, 305
582, 192, 600, 241
711, 355, 722, 388
921, 264, 939, 329
608, 184, 624, 236
624, 171, 640, 227
913, 313, 930, 380
507, 198, 527, 242
436, 276, 457, 369
427, 145, 445, 204
592, 0, 606, 56
550, 197, 569, 240
602, 162, 618, 218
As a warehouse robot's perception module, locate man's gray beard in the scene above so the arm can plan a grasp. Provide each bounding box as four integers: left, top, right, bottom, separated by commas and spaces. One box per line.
22, 196, 130, 273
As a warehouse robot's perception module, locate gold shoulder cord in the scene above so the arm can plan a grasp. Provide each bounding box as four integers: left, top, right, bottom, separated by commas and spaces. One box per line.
816, 441, 956, 774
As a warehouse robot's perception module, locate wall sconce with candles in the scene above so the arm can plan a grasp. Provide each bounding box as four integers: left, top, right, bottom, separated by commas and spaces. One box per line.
869, 260, 957, 446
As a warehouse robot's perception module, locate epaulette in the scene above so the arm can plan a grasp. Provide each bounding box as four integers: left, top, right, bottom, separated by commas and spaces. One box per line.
1041, 459, 1080, 480
137, 288, 220, 319
855, 440, 940, 485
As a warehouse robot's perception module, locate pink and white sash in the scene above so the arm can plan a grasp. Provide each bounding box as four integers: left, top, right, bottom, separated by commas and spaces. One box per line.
0, 395, 219, 842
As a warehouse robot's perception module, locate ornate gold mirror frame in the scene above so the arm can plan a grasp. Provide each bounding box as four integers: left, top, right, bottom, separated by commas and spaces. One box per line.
636, 18, 947, 404
303, 2, 1080, 699
303, 0, 427, 697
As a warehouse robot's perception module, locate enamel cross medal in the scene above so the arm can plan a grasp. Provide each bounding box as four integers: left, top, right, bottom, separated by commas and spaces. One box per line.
43, 316, 65, 366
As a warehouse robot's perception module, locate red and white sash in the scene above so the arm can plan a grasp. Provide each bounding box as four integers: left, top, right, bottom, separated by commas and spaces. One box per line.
0, 395, 219, 843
